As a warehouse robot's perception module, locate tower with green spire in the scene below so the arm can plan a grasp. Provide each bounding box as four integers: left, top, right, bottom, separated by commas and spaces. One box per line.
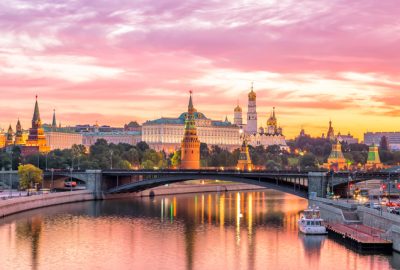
324, 140, 347, 171
181, 91, 200, 169
51, 109, 57, 131
237, 138, 253, 171
366, 144, 383, 169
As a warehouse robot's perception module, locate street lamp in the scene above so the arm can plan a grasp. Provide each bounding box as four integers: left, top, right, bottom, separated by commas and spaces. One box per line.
50, 168, 54, 192
110, 150, 113, 170
347, 174, 351, 203
69, 167, 73, 192
45, 153, 48, 171
388, 172, 391, 204
9, 150, 13, 198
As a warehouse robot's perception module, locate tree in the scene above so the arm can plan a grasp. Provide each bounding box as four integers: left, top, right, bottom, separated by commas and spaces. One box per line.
18, 164, 43, 190
299, 153, 317, 170
171, 150, 181, 168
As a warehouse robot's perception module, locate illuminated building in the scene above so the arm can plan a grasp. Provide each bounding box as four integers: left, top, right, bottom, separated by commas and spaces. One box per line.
180, 92, 200, 169
21, 96, 50, 155
82, 131, 141, 148
323, 141, 347, 171
45, 132, 83, 150
247, 107, 288, 151
142, 98, 240, 154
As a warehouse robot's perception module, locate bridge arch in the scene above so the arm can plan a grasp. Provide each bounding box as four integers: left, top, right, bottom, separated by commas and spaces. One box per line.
106, 174, 308, 198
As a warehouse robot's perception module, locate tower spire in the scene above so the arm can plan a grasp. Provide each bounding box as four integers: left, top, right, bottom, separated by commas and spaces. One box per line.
52, 109, 57, 130
188, 90, 194, 111
32, 95, 41, 124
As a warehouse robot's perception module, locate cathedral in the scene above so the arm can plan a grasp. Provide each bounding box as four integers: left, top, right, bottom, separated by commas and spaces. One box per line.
233, 84, 288, 151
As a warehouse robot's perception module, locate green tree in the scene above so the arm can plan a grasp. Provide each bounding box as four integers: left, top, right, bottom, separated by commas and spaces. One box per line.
171, 150, 181, 168
18, 164, 43, 190
299, 153, 317, 170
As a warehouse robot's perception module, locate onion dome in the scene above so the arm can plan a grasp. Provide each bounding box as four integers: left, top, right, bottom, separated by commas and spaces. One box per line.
248, 82, 256, 101
248, 89, 256, 101
234, 105, 242, 112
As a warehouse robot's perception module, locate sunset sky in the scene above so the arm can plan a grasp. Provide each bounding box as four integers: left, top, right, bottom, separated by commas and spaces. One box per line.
0, 0, 399, 139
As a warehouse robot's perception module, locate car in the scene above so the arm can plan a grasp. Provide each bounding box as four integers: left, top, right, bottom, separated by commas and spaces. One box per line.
388, 207, 400, 215
64, 181, 77, 187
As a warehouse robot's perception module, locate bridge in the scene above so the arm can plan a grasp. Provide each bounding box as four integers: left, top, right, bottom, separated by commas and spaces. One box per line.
38, 169, 400, 199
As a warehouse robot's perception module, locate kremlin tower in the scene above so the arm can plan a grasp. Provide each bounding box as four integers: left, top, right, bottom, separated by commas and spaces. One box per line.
237, 139, 253, 171
245, 83, 257, 134
23, 96, 50, 155
5, 125, 14, 146
51, 109, 57, 131
323, 140, 347, 171
180, 91, 200, 169
14, 119, 25, 145
366, 144, 383, 169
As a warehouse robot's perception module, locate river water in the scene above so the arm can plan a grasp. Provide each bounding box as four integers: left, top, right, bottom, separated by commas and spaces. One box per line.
0, 190, 397, 270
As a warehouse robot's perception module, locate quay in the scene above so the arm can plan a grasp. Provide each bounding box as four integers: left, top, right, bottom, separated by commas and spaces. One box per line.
326, 223, 392, 252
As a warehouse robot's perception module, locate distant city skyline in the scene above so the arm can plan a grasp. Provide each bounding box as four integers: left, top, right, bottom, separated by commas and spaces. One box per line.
0, 0, 399, 139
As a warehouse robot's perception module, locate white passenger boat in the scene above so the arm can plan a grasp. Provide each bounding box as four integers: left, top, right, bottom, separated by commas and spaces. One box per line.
298, 206, 327, 235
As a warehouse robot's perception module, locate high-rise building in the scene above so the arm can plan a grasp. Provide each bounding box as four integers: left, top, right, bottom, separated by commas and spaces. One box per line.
245, 83, 257, 134
180, 92, 200, 169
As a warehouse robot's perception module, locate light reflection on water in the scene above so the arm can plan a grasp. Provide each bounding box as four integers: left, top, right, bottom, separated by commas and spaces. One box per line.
0, 190, 397, 270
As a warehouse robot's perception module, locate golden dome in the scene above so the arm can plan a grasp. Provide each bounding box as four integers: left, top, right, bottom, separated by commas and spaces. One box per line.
234, 105, 242, 112
248, 90, 256, 101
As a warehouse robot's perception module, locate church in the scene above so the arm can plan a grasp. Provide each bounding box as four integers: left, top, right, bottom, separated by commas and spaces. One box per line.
233, 84, 288, 151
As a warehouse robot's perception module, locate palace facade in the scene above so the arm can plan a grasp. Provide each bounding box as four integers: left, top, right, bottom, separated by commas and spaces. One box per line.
142, 105, 240, 154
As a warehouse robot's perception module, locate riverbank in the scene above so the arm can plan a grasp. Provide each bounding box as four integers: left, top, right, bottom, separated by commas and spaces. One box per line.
105, 182, 266, 199
0, 183, 267, 218
0, 190, 95, 218
310, 196, 400, 252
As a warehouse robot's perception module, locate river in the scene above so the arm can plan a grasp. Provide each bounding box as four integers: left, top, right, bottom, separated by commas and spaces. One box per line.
0, 190, 397, 270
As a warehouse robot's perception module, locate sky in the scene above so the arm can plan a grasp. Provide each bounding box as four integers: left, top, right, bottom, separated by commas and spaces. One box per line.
0, 0, 399, 140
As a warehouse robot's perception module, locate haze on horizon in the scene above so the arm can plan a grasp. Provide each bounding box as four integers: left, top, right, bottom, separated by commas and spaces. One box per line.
0, 0, 399, 140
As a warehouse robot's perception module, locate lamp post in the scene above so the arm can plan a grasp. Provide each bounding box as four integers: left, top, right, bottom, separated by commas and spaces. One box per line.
50, 168, 54, 192
347, 174, 351, 203
388, 172, 391, 204
110, 150, 113, 170
69, 168, 73, 192
45, 153, 48, 171
9, 150, 13, 198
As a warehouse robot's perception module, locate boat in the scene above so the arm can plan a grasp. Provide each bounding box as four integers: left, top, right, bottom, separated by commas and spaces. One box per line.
298, 206, 327, 235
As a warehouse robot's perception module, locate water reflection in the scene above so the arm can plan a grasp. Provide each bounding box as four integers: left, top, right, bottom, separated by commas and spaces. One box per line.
0, 190, 396, 270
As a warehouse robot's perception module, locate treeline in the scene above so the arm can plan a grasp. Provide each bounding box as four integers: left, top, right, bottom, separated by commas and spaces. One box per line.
1, 136, 400, 171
